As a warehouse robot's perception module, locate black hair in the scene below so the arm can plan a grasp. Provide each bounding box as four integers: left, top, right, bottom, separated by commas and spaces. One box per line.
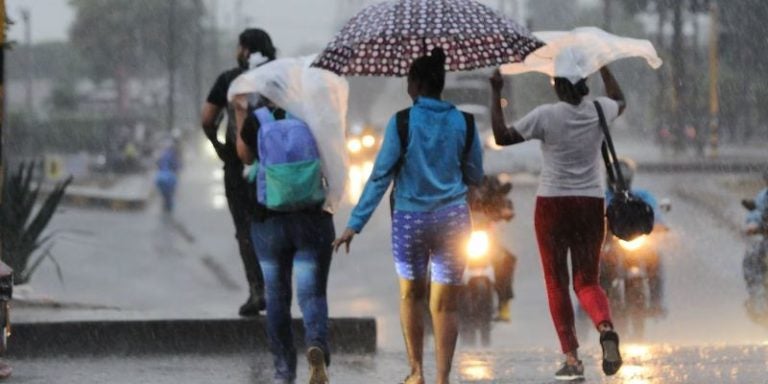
554, 77, 589, 104
408, 47, 447, 95
239, 28, 276, 60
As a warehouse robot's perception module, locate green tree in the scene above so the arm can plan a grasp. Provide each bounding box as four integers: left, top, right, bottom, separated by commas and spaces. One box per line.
615, 0, 712, 151
717, 0, 768, 142
69, 0, 203, 123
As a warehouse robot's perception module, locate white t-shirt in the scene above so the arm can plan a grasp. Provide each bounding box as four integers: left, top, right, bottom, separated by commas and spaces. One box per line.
513, 97, 620, 198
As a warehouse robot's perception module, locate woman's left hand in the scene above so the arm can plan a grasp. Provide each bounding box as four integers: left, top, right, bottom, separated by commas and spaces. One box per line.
332, 228, 357, 254
489, 69, 504, 93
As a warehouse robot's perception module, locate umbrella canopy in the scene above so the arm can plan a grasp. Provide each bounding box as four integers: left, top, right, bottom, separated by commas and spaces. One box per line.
500, 27, 662, 82
312, 0, 542, 76
227, 57, 350, 214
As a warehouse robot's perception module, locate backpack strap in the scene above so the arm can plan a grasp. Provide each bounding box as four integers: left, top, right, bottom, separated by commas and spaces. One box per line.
253, 106, 273, 126
389, 108, 411, 216
460, 111, 475, 156
395, 108, 410, 155
393, 108, 411, 174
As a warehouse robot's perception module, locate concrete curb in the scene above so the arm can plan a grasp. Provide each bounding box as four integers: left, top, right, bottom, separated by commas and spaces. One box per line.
53, 173, 154, 211
6, 317, 376, 358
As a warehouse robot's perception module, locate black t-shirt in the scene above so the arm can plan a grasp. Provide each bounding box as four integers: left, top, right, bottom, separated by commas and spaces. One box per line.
206, 67, 243, 108
206, 68, 244, 151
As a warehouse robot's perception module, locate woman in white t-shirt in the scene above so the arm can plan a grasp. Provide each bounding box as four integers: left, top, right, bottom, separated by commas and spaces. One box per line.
489, 67, 626, 381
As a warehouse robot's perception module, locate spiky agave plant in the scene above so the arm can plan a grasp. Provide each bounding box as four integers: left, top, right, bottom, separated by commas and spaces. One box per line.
0, 162, 72, 285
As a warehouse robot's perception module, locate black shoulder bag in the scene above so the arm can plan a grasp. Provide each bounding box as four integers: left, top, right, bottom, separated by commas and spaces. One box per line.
595, 101, 654, 241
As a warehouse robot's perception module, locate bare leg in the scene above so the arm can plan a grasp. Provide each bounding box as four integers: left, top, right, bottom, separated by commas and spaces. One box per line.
400, 278, 428, 384
430, 282, 462, 384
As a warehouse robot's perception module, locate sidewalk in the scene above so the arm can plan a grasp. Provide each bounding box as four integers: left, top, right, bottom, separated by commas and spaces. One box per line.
7, 344, 768, 383
59, 172, 153, 210
15, 139, 376, 356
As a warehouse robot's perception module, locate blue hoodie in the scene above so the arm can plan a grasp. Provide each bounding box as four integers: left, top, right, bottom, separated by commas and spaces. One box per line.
347, 97, 484, 233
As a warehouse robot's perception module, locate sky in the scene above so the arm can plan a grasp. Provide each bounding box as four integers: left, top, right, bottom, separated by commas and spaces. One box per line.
7, 0, 339, 55
6, 0, 600, 55
5, 0, 573, 55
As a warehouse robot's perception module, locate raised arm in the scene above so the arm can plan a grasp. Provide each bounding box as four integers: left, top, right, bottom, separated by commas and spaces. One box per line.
600, 66, 626, 116
489, 70, 525, 146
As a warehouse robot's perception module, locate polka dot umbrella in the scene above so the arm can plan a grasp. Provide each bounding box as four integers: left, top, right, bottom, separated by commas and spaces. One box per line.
311, 0, 543, 76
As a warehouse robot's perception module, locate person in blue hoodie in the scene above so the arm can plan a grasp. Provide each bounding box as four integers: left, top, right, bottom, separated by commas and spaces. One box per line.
155, 136, 182, 213
333, 48, 483, 384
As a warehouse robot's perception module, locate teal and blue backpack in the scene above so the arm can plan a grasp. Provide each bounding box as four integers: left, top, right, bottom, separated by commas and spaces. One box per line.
251, 107, 325, 212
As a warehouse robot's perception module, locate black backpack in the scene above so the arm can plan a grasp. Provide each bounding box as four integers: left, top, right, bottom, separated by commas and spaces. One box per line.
388, 108, 475, 214
595, 101, 654, 241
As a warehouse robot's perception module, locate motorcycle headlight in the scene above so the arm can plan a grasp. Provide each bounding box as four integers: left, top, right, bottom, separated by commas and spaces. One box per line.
362, 135, 376, 148
619, 235, 647, 251
466, 231, 490, 260
347, 138, 362, 153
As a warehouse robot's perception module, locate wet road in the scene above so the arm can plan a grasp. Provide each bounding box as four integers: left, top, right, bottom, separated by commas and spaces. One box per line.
19, 139, 768, 382
8, 344, 768, 383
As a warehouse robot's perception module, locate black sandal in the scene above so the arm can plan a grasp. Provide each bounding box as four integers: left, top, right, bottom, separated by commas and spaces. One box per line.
600, 330, 623, 376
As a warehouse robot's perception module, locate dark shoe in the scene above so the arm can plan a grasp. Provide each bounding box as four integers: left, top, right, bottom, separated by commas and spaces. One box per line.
554, 360, 584, 381
238, 294, 265, 317
307, 346, 329, 384
600, 330, 623, 376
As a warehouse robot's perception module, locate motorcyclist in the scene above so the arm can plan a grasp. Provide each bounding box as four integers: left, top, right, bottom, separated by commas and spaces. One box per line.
467, 175, 518, 322
603, 158, 666, 315
741, 170, 768, 314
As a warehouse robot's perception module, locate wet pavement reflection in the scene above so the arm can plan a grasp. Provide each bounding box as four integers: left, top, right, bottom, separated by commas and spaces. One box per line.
31, 344, 741, 384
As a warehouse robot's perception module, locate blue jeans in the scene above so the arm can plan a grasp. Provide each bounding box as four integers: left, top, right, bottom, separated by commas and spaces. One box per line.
250, 210, 334, 381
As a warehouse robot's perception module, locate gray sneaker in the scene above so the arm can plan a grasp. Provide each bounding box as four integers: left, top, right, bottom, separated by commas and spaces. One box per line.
307, 347, 329, 384
554, 360, 584, 381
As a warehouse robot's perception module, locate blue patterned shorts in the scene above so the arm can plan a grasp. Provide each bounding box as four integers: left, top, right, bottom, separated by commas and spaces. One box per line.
392, 203, 471, 285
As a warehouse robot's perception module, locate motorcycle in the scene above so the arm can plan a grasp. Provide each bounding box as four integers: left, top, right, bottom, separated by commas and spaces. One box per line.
459, 175, 517, 347
599, 201, 670, 340
345, 125, 380, 204
460, 227, 496, 346
741, 198, 768, 326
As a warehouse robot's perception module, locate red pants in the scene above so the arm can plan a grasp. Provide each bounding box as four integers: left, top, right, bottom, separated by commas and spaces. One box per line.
534, 196, 612, 353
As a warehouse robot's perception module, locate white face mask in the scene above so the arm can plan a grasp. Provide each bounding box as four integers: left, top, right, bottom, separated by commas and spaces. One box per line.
248, 52, 269, 69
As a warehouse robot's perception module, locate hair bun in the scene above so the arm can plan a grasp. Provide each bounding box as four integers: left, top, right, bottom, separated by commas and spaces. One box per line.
575, 79, 590, 97
429, 47, 447, 66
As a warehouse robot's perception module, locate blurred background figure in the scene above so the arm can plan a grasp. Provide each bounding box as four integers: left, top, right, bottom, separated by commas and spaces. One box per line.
154, 133, 182, 213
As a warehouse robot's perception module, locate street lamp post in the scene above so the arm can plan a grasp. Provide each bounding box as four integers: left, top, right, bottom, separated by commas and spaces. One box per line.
20, 8, 31, 115
1, 0, 5, 263
708, 3, 720, 158
167, 0, 177, 133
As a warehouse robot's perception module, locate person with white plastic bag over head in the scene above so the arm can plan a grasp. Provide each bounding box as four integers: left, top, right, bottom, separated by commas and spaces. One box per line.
490, 63, 626, 381
229, 57, 348, 384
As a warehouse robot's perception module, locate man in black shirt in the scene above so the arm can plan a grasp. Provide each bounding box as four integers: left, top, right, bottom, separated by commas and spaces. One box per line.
201, 29, 276, 316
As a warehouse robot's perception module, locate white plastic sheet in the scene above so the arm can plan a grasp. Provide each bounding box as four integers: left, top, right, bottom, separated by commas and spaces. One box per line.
500, 27, 663, 82
227, 56, 350, 214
